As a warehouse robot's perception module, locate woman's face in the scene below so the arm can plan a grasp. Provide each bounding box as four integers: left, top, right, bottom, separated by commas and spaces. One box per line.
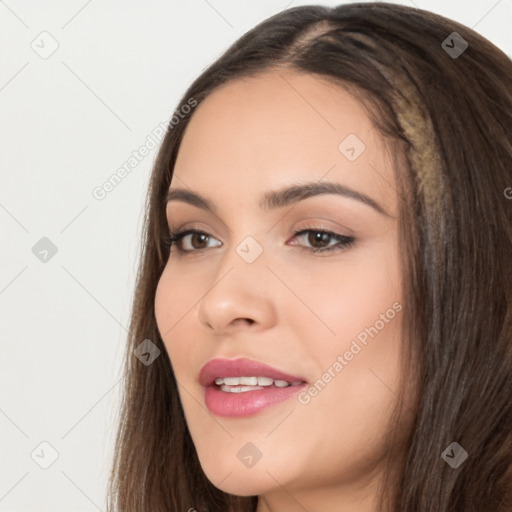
155, 68, 412, 510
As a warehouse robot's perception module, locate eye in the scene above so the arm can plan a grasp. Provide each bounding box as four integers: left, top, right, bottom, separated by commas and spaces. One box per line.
164, 229, 221, 252
290, 228, 355, 253
163, 227, 355, 255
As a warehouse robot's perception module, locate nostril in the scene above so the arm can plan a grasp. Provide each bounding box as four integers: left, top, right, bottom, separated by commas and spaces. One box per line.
234, 318, 255, 326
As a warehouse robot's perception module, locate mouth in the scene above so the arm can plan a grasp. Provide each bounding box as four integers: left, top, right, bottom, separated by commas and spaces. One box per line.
199, 357, 308, 417
199, 356, 307, 388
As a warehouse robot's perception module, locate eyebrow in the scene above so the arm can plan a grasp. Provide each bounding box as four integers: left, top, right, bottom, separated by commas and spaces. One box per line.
165, 181, 391, 217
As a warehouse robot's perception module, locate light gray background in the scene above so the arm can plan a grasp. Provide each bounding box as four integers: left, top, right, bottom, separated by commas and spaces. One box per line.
1, 1, 511, 510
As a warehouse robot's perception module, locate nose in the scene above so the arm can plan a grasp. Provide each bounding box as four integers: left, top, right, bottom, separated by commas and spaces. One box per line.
196, 242, 277, 335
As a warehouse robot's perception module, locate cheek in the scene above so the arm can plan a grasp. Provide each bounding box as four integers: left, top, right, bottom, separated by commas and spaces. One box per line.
154, 266, 195, 365
154, 269, 170, 341
292, 238, 401, 350
288, 266, 405, 471
292, 240, 404, 423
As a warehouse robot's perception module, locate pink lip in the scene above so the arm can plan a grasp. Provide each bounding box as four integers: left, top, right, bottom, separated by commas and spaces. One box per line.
199, 357, 308, 418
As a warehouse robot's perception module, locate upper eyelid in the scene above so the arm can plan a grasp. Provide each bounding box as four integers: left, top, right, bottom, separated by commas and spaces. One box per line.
168, 226, 347, 238
168, 227, 353, 247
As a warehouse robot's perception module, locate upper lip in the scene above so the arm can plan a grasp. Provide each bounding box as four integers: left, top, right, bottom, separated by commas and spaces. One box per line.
199, 357, 307, 387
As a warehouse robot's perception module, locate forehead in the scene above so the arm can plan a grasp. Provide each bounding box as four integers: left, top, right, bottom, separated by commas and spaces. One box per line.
173, 68, 397, 214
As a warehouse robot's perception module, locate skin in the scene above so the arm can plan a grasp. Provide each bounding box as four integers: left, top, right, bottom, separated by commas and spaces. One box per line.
154, 67, 414, 512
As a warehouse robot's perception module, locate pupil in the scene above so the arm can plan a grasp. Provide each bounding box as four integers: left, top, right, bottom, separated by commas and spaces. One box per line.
310, 232, 329, 247
194, 233, 208, 248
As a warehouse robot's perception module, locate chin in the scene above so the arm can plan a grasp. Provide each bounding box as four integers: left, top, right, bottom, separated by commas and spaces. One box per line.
199, 456, 283, 497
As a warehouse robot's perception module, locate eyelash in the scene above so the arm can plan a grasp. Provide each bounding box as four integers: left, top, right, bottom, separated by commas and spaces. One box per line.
162, 227, 355, 255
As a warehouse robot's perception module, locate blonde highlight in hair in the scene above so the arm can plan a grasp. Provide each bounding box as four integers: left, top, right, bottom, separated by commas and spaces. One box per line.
391, 79, 446, 234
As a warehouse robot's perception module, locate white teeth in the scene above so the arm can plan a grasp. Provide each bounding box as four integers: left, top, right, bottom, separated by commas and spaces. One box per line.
214, 376, 300, 388
223, 377, 241, 385
239, 376, 258, 385
220, 385, 264, 393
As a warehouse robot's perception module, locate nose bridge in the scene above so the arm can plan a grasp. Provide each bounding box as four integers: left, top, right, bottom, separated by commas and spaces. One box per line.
213, 231, 269, 300
209, 204, 274, 274
196, 231, 275, 332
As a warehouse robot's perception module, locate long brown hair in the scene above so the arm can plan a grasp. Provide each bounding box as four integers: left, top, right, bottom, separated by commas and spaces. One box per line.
107, 3, 512, 511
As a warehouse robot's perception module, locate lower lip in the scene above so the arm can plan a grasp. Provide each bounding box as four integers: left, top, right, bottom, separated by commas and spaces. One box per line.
204, 383, 307, 418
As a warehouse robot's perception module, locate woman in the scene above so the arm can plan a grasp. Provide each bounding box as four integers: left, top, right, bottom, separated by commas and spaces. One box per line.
107, 3, 512, 511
